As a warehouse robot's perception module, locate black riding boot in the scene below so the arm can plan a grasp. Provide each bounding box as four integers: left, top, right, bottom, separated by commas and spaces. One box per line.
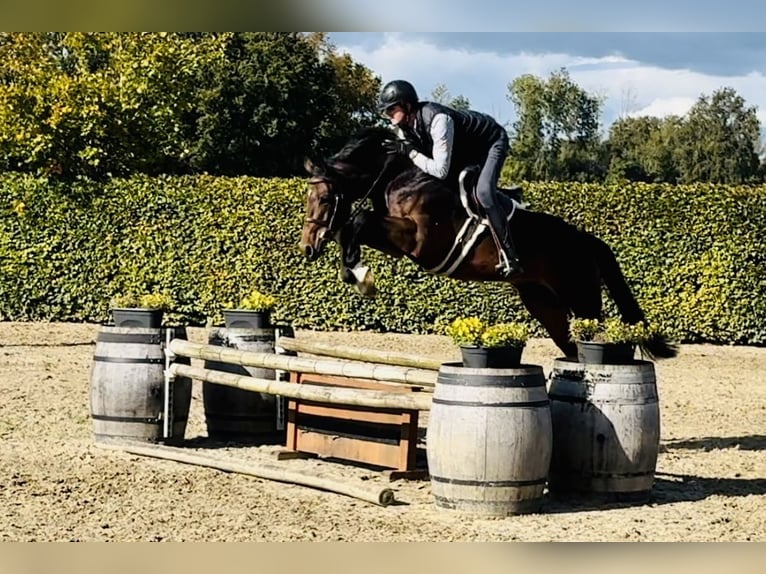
486, 208, 523, 277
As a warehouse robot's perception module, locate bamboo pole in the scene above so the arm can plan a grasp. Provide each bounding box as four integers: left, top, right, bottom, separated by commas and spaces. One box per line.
277, 336, 446, 372
169, 363, 432, 411
168, 339, 438, 387
97, 442, 396, 507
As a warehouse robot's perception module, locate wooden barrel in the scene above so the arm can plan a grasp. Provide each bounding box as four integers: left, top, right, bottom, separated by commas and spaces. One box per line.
90, 326, 192, 445
426, 363, 552, 516
547, 358, 660, 502
202, 327, 283, 443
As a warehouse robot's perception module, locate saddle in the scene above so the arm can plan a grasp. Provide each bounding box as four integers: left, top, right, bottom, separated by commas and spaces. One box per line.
425, 167, 525, 277
458, 165, 526, 217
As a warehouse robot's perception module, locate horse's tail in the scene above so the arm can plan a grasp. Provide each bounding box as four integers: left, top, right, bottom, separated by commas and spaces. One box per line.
586, 233, 678, 359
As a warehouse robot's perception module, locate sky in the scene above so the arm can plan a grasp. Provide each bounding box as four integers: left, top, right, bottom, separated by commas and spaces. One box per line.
328, 32, 766, 136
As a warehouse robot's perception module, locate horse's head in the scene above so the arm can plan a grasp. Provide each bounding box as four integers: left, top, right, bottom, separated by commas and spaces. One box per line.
299, 128, 402, 261
300, 157, 350, 261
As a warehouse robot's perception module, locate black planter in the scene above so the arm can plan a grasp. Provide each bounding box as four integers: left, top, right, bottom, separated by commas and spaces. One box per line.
111, 308, 164, 328
460, 345, 524, 368
576, 341, 636, 365
223, 309, 271, 329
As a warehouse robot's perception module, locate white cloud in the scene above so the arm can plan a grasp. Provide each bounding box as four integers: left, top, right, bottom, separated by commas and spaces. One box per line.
629, 97, 697, 118
336, 34, 766, 131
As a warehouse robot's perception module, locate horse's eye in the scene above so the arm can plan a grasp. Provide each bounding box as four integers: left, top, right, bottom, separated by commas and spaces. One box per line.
318, 196, 331, 205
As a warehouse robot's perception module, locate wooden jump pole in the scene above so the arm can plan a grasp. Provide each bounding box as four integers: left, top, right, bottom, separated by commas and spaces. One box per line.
168, 363, 433, 411
97, 442, 396, 507
168, 339, 437, 387
277, 336, 446, 372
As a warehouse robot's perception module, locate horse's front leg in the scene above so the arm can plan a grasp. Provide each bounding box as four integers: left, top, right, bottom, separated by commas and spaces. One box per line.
338, 211, 377, 297
337, 211, 418, 297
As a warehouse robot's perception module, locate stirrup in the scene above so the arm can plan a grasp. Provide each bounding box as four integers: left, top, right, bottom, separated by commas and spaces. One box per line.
495, 251, 523, 277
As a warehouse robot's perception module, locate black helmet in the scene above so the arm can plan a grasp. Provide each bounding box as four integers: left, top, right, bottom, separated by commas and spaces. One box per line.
378, 80, 419, 112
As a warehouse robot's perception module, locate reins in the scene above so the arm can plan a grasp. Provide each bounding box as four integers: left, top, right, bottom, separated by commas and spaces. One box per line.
308, 158, 392, 243
346, 160, 391, 223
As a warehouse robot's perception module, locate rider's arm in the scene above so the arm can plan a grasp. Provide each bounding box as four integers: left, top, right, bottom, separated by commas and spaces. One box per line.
409, 113, 453, 180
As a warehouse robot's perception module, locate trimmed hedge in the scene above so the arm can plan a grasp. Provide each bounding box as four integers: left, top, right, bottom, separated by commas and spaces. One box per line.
0, 174, 764, 344
528, 181, 766, 345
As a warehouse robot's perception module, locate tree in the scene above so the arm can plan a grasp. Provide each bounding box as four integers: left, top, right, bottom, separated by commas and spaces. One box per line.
429, 83, 471, 111
506, 68, 603, 181
675, 87, 762, 184
310, 34, 382, 159
606, 115, 681, 183
186, 32, 380, 176
0, 32, 381, 179
0, 32, 219, 178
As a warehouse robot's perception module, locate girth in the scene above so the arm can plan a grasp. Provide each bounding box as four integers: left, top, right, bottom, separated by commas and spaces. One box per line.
425, 168, 520, 277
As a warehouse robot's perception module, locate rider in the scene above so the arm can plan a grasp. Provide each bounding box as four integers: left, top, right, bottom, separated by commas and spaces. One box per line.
377, 79, 522, 277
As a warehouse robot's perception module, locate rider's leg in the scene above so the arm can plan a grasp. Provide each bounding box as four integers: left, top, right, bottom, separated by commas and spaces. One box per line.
476, 133, 523, 277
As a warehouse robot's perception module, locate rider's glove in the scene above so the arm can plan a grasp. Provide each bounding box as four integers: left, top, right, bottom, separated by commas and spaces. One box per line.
382, 137, 416, 157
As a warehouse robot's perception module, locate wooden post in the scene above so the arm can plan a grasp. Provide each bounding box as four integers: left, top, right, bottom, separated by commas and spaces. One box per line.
97, 442, 396, 507
168, 363, 432, 411
277, 337, 446, 371
168, 339, 437, 388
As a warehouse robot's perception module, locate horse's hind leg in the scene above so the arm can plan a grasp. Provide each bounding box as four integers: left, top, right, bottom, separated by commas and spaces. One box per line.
516, 284, 577, 358
559, 263, 603, 320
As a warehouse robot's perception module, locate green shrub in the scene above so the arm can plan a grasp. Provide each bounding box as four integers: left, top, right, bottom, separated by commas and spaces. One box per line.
0, 174, 763, 345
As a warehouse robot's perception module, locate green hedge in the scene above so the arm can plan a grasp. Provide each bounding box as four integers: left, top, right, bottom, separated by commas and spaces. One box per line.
527, 181, 766, 345
1, 174, 764, 344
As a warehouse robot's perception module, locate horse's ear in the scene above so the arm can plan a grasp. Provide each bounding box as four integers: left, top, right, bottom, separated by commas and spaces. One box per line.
304, 157, 315, 175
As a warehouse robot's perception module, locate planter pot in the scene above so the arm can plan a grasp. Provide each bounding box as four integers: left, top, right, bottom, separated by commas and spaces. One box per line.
223, 309, 271, 329
576, 341, 636, 365
460, 345, 524, 369
111, 308, 164, 328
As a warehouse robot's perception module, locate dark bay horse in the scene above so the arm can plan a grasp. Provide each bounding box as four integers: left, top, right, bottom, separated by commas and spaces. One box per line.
300, 127, 676, 360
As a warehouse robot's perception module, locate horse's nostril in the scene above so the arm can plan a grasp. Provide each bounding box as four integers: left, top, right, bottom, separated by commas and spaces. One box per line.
304, 245, 314, 259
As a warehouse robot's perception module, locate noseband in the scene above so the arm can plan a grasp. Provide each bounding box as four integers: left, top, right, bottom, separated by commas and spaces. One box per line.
306, 162, 390, 252
306, 176, 344, 254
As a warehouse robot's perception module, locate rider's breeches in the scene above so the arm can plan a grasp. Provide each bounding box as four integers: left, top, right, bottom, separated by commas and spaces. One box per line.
475, 131, 510, 210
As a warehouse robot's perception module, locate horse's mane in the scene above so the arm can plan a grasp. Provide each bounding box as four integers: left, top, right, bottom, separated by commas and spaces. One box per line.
389, 166, 434, 190
330, 127, 395, 165
327, 126, 451, 203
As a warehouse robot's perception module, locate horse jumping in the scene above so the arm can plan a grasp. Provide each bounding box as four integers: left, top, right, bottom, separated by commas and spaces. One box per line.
299, 127, 676, 360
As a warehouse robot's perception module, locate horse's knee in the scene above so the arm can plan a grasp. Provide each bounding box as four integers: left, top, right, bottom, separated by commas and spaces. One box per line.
343, 244, 360, 268
341, 267, 356, 284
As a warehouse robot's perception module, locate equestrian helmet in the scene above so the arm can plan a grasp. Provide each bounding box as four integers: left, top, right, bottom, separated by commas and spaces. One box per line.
378, 80, 419, 112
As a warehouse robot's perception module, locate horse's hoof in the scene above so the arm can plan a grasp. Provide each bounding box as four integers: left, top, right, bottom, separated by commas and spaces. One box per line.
355, 282, 377, 298
350, 266, 377, 297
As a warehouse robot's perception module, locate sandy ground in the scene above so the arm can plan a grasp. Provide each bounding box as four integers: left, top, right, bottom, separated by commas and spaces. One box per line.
0, 321, 764, 542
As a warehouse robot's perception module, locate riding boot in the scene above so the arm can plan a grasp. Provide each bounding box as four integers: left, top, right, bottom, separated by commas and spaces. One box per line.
486, 207, 523, 277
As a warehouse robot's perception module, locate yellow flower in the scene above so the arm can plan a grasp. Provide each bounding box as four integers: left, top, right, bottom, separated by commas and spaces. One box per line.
138, 292, 174, 310
238, 289, 276, 311
445, 317, 486, 347
480, 322, 529, 348
570, 317, 651, 343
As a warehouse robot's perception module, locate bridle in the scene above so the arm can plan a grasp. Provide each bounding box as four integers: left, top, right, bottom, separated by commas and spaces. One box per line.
306, 161, 391, 253
305, 175, 343, 253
